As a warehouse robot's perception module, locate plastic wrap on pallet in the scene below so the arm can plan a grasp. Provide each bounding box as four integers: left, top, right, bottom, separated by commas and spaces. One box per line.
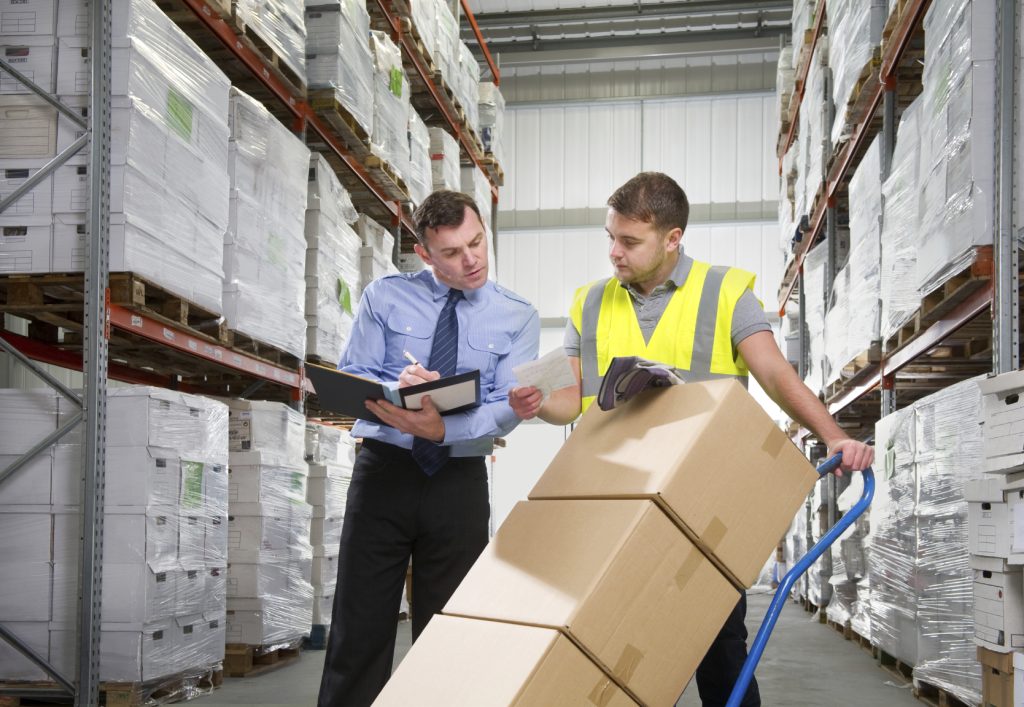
826, 579, 858, 626
29, 0, 232, 310
305, 10, 374, 136
776, 46, 795, 128
790, 0, 817, 69
369, 31, 412, 176
801, 239, 828, 394
784, 509, 808, 603
233, 0, 307, 85
850, 579, 872, 641
433, 0, 459, 84
798, 41, 829, 220
225, 399, 306, 463
911, 378, 984, 704
406, 109, 433, 207
429, 127, 461, 192
226, 590, 313, 644
824, 137, 883, 384
308, 467, 352, 520
869, 406, 920, 665
306, 156, 363, 364
303, 0, 368, 54
305, 422, 355, 466
914, 0, 995, 297
478, 81, 505, 167
225, 88, 310, 359
456, 41, 481, 135
880, 98, 923, 339
828, 0, 884, 145
779, 140, 799, 253
408, 0, 438, 68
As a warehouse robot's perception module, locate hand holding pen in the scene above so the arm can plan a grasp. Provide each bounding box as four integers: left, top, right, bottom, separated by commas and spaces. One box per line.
399, 351, 440, 388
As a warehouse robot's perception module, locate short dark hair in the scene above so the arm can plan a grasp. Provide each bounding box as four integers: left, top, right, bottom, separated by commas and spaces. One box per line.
412, 190, 482, 246
607, 172, 690, 234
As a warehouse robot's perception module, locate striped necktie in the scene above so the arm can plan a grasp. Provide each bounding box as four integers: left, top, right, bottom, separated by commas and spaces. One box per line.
411, 288, 463, 475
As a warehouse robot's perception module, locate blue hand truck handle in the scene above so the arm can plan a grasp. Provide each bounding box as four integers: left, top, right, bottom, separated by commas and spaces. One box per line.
725, 453, 874, 707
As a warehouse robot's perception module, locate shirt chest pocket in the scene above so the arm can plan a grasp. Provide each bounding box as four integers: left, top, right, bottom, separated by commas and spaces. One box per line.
466, 331, 512, 380
385, 312, 433, 362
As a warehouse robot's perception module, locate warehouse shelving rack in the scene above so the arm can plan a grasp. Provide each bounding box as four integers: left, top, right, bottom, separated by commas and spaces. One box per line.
778, 0, 1020, 444
0, 0, 504, 702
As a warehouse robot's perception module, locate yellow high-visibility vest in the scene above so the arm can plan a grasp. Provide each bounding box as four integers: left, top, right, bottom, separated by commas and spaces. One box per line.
570, 259, 756, 413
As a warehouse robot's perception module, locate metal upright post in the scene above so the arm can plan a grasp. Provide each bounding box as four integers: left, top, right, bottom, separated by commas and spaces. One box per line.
77, 0, 112, 697
880, 80, 897, 417
994, 0, 1019, 374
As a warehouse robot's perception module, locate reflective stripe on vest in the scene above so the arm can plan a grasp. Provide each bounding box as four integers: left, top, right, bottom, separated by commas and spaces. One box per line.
573, 261, 753, 412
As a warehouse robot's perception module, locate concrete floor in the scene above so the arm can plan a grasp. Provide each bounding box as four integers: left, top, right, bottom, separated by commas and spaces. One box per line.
190, 591, 921, 706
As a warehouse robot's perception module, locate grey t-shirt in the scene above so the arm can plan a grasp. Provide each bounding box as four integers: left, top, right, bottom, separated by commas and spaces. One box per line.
563, 249, 771, 355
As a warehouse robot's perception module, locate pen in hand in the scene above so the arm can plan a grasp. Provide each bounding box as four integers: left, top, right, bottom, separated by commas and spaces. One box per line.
403, 351, 420, 367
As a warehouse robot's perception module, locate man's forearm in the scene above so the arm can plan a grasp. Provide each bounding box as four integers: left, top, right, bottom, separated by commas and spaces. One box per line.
767, 371, 848, 448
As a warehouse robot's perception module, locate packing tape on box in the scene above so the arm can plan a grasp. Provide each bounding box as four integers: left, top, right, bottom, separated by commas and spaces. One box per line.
674, 548, 703, 590
702, 517, 728, 551
612, 643, 644, 684
761, 427, 786, 458
587, 675, 617, 707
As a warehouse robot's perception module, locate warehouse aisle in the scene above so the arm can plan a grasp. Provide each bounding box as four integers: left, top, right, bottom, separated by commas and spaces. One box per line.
190, 591, 919, 706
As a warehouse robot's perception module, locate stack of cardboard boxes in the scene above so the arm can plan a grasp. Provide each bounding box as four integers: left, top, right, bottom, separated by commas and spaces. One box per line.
0, 0, 231, 314
478, 81, 505, 167
225, 89, 311, 359
304, 0, 373, 137
356, 214, 398, 292
377, 381, 818, 704
428, 127, 461, 193
233, 0, 306, 87
225, 400, 313, 646
304, 153, 362, 366
968, 370, 1024, 706
368, 31, 411, 181
0, 386, 230, 683
304, 422, 354, 630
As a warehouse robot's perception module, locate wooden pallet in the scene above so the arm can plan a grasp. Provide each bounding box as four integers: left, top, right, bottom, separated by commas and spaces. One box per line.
876, 647, 914, 683
883, 246, 994, 354
881, 0, 920, 43
480, 153, 505, 187
224, 643, 301, 678
849, 627, 876, 656
308, 89, 373, 160
362, 154, 411, 203
235, 20, 306, 98
0, 667, 221, 706
0, 272, 227, 342
225, 328, 303, 371
825, 618, 853, 640
912, 679, 974, 707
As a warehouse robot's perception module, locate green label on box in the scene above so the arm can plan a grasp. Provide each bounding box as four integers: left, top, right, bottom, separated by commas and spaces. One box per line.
291, 472, 305, 502
337, 278, 353, 315
166, 89, 194, 142
181, 461, 204, 509
389, 67, 403, 97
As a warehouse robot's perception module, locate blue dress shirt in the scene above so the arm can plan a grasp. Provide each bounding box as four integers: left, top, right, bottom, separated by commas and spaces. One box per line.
340, 269, 540, 456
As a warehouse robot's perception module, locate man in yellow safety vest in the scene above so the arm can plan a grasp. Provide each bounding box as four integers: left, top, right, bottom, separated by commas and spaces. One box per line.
510, 171, 873, 707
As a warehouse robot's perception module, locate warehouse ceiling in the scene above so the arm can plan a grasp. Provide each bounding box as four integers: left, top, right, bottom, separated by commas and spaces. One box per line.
462, 0, 792, 57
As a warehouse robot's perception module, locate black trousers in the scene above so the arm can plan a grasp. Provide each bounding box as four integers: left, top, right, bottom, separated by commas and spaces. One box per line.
316, 440, 489, 707
694, 591, 760, 707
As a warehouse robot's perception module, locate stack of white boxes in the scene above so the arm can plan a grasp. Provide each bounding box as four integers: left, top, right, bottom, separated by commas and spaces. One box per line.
0, 387, 230, 683
0, 0, 231, 315
460, 165, 494, 274
827, 0, 885, 145
970, 371, 1024, 701
428, 127, 460, 192
453, 41, 480, 135
356, 213, 398, 291
406, 109, 432, 207
432, 0, 459, 88
304, 153, 363, 366
225, 88, 311, 359
368, 31, 411, 179
915, 0, 995, 296
233, 0, 306, 86
478, 82, 505, 167
225, 400, 313, 646
866, 379, 984, 705
305, 0, 373, 136
304, 422, 354, 630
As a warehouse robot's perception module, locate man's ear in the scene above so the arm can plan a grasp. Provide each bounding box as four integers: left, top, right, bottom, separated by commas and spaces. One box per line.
666, 227, 683, 251
414, 242, 432, 266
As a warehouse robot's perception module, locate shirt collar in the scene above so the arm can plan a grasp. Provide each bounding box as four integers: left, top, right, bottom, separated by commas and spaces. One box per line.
425, 269, 484, 304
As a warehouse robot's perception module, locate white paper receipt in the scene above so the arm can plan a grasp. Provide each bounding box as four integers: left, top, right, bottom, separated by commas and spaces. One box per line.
513, 348, 577, 399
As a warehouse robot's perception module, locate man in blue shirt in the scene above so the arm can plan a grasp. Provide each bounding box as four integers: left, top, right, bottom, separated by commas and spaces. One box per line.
317, 190, 540, 707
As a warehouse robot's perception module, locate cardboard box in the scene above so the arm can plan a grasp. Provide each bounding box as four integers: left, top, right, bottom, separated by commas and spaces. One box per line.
177, 567, 205, 615
311, 549, 338, 594
444, 499, 738, 707
229, 453, 309, 505
226, 553, 312, 599
227, 400, 306, 461
312, 592, 333, 625
225, 596, 312, 645
376, 615, 638, 707
0, 95, 57, 158
205, 513, 228, 568
309, 511, 343, 548
0, 158, 54, 226
0, 621, 49, 679
101, 563, 178, 624
0, 222, 50, 273
980, 645, 1015, 707
980, 371, 1024, 473
974, 568, 1024, 651
0, 0, 56, 35
0, 37, 55, 94
0, 510, 52, 621
204, 567, 226, 613
101, 446, 181, 508
0, 450, 51, 505
51, 620, 178, 682
227, 502, 313, 554
529, 381, 818, 588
